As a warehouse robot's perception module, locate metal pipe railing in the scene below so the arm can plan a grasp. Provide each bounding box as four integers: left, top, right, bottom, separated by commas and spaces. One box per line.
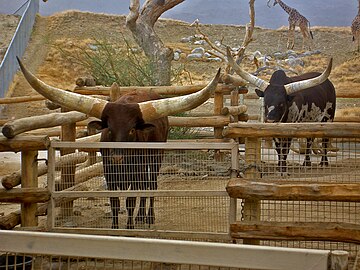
0, 0, 39, 98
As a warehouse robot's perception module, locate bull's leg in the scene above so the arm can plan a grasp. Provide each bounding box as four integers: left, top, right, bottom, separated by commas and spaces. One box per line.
126, 197, 136, 229
147, 197, 155, 225
103, 167, 120, 229
110, 197, 120, 229
275, 139, 285, 173
146, 153, 161, 225
135, 164, 148, 225
303, 138, 313, 167
281, 138, 292, 174
275, 138, 291, 175
135, 197, 147, 225
320, 138, 329, 167
135, 196, 155, 226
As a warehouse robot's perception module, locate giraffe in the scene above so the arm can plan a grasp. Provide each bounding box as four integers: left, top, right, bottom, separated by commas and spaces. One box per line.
273, 0, 313, 50
351, 1, 360, 52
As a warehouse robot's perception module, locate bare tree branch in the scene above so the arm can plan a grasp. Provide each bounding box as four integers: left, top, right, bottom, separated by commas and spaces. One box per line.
187, 1, 256, 77
224, 0, 255, 74
192, 20, 227, 60
139, 0, 186, 27
234, 0, 255, 61
126, 0, 185, 86
127, 0, 140, 27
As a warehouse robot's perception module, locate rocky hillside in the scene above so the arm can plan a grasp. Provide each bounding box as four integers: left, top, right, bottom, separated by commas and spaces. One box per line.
1, 11, 359, 121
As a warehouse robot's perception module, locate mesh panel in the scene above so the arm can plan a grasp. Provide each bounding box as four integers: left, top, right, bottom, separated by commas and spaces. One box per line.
238, 136, 360, 254
49, 142, 235, 238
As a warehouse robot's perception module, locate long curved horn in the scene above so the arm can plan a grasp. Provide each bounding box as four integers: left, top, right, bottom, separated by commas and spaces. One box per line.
138, 69, 221, 122
17, 57, 108, 119
284, 58, 333, 95
226, 47, 269, 91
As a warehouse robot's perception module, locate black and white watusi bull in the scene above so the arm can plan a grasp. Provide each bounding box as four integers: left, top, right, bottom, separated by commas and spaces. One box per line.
17, 57, 220, 229
226, 48, 336, 174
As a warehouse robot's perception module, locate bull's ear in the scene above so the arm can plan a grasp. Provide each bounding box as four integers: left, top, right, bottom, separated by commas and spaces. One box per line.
88, 120, 107, 131
136, 123, 156, 132
255, 89, 264, 97
287, 95, 295, 103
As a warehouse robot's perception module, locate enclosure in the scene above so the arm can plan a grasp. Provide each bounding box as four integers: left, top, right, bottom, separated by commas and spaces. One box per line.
2, 121, 360, 269
43, 123, 360, 252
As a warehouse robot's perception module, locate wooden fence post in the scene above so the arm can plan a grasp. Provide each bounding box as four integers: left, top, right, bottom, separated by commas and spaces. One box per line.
230, 89, 239, 123
243, 137, 261, 245
229, 142, 240, 240
214, 92, 224, 139
60, 108, 76, 216
21, 150, 38, 227
87, 124, 97, 166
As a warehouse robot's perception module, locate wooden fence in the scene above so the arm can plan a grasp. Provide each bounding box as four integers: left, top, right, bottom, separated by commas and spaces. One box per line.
224, 122, 360, 250
1, 82, 360, 260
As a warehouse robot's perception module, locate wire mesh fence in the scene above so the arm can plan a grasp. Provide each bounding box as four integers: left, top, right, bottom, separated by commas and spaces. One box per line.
235, 135, 360, 255
257, 137, 360, 182
48, 141, 238, 240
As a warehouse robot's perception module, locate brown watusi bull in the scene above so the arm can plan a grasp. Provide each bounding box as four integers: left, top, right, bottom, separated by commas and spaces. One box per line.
17, 57, 220, 229
88, 91, 169, 229
226, 48, 335, 175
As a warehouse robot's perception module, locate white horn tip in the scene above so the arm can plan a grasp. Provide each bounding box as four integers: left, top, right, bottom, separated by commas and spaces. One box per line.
226, 47, 233, 61
16, 56, 25, 72
328, 57, 333, 71
215, 68, 221, 79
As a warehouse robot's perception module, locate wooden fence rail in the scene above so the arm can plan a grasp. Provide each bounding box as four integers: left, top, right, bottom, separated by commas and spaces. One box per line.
223, 122, 360, 138
226, 179, 360, 202
230, 221, 360, 245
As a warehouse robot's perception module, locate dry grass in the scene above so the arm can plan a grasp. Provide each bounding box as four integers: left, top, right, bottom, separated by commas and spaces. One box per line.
331, 55, 360, 88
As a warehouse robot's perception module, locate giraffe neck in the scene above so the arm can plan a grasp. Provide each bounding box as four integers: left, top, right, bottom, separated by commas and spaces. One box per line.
276, 0, 293, 14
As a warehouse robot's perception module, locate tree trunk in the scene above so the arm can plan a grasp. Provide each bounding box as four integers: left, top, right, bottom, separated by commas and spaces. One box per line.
126, 0, 185, 86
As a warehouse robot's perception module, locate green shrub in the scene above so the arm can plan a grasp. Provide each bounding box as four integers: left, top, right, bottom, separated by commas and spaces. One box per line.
58, 36, 155, 87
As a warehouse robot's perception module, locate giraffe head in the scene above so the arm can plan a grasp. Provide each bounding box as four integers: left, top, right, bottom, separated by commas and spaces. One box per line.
273, 0, 280, 6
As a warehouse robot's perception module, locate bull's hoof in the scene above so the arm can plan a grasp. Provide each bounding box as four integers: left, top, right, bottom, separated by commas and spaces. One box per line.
111, 224, 119, 229
302, 161, 312, 167
135, 216, 146, 225
126, 223, 134, 229
146, 216, 155, 225
279, 172, 290, 177
275, 170, 289, 177
319, 161, 329, 167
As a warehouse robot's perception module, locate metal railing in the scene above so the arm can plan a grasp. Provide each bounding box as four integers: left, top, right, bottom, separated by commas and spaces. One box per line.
0, 0, 39, 98
0, 230, 348, 270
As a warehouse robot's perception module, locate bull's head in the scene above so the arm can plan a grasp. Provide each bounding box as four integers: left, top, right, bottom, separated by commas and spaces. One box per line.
17, 57, 220, 138
226, 47, 332, 122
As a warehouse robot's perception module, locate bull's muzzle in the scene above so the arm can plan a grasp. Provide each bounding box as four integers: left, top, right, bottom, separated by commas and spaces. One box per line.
108, 149, 125, 164
265, 119, 276, 123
